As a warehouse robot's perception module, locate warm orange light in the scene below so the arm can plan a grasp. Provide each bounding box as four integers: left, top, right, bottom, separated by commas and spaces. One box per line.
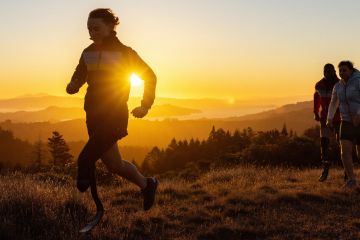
130, 73, 143, 87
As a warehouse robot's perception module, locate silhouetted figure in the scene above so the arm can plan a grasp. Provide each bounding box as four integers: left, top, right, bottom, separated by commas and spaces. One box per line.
327, 61, 360, 190
314, 63, 341, 181
66, 8, 158, 229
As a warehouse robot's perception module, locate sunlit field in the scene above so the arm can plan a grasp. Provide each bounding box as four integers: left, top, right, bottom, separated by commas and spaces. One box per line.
1, 166, 360, 240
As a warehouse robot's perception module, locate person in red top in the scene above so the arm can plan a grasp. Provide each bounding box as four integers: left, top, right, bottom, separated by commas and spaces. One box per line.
314, 63, 342, 182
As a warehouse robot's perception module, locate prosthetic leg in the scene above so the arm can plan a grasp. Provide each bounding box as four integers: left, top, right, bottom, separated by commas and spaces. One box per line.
77, 130, 118, 233
79, 178, 104, 233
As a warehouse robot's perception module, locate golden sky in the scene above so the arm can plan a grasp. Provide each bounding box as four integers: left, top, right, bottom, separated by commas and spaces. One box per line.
1, 0, 360, 101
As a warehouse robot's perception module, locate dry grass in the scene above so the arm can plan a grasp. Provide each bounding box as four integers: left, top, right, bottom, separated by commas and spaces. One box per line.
1, 166, 360, 240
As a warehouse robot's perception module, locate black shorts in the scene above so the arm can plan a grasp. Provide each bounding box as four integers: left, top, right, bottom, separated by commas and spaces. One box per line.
340, 121, 360, 144
320, 119, 340, 142
86, 106, 129, 140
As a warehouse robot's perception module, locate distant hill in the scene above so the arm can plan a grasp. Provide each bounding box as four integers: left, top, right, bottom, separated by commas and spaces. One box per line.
0, 100, 316, 147
0, 106, 84, 122
0, 95, 83, 110
0, 94, 279, 111
148, 104, 201, 117
0, 105, 201, 122
0, 94, 279, 121
225, 101, 312, 121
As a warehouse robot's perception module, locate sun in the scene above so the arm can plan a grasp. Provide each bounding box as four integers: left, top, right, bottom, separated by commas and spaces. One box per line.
130, 73, 143, 87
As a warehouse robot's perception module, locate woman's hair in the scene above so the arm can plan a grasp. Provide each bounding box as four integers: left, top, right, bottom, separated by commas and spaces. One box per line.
323, 63, 335, 71
89, 8, 120, 27
338, 61, 354, 70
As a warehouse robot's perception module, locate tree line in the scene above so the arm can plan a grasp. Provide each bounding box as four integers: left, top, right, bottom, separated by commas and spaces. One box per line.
0, 124, 342, 175
140, 124, 341, 175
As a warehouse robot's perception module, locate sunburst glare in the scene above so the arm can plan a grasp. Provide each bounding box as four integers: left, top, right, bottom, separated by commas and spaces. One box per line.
130, 73, 143, 87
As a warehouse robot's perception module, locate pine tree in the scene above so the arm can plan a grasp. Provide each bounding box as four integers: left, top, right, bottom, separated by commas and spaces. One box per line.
168, 138, 178, 151
47, 131, 73, 167
142, 146, 162, 174
281, 123, 288, 136
33, 139, 46, 168
208, 126, 216, 141
289, 129, 294, 138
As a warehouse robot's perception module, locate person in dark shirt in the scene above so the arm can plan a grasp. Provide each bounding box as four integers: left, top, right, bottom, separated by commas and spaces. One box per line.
313, 63, 342, 182
67, 8, 157, 211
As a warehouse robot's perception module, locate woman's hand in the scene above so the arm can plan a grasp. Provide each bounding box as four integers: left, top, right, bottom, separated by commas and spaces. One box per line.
314, 112, 320, 122
66, 82, 79, 94
131, 106, 149, 118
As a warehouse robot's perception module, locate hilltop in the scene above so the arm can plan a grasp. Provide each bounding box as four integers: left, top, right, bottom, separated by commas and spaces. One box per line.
1, 166, 359, 240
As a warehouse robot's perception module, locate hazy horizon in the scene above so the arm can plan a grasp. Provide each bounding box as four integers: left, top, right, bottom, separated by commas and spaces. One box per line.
1, 1, 360, 100
0, 92, 312, 106
0, 92, 313, 121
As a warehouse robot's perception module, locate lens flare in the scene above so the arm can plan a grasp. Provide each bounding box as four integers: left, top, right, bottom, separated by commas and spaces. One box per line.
130, 73, 143, 87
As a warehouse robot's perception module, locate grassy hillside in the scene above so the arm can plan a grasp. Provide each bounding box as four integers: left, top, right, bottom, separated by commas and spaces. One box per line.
1, 166, 360, 240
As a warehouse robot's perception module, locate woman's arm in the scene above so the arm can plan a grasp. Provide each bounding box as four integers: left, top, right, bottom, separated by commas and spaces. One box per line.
327, 84, 339, 125
314, 90, 320, 121
67, 53, 87, 94
128, 49, 157, 109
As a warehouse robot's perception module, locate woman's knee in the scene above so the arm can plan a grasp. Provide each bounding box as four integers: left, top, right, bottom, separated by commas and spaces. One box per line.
341, 151, 352, 160
341, 147, 352, 159
341, 141, 353, 156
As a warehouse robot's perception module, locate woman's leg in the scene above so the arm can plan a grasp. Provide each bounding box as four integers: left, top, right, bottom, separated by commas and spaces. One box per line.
340, 140, 356, 181
77, 134, 115, 192
101, 143, 147, 189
